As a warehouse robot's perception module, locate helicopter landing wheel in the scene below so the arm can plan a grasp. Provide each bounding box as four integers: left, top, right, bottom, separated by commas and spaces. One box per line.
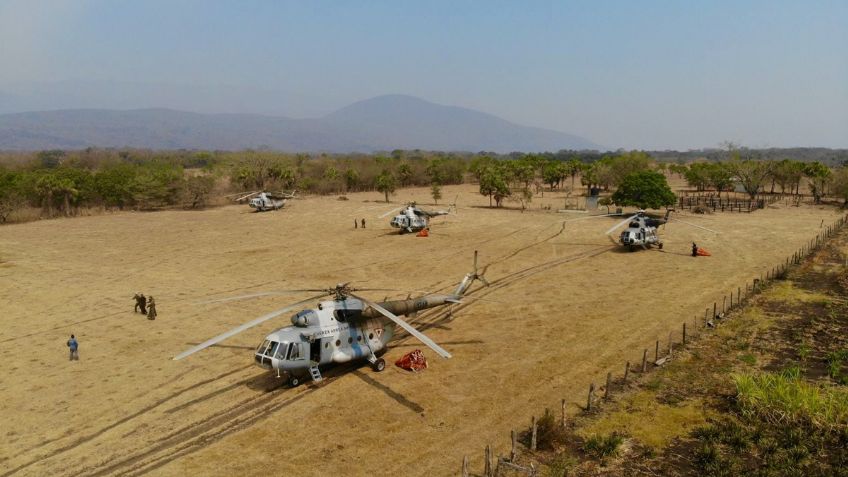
288, 376, 301, 387
658, 242, 664, 249
372, 358, 386, 372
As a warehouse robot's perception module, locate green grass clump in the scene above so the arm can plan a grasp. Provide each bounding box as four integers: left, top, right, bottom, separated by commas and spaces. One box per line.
826, 349, 848, 384
583, 432, 624, 461
535, 408, 567, 451
733, 369, 848, 432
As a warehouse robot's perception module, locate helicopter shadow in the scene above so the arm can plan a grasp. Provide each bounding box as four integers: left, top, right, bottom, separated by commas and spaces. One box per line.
351, 369, 425, 414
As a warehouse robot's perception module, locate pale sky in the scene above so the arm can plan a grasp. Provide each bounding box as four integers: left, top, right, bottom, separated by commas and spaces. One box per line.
0, 0, 845, 150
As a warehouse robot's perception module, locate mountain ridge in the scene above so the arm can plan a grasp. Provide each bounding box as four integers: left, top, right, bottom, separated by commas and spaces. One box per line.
0, 95, 602, 152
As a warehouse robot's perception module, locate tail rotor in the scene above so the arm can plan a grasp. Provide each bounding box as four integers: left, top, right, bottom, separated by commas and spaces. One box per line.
454, 250, 489, 296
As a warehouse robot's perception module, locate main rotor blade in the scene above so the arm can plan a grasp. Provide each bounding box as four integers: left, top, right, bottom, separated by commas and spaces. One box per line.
560, 212, 622, 221
234, 191, 259, 202
379, 206, 404, 218
223, 190, 258, 198
196, 291, 291, 305
669, 218, 719, 234
605, 214, 637, 235
173, 292, 329, 360
352, 293, 452, 359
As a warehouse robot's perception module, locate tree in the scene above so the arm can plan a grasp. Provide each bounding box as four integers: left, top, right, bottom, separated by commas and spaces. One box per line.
95, 164, 136, 209
567, 159, 582, 189
182, 175, 216, 209
0, 170, 24, 223
430, 182, 442, 205
375, 170, 396, 203
830, 166, 848, 207
478, 165, 510, 207
397, 163, 414, 186
611, 171, 676, 209
726, 155, 773, 199
542, 161, 565, 190
706, 163, 733, 195
770, 159, 804, 194
804, 161, 832, 204
684, 163, 711, 191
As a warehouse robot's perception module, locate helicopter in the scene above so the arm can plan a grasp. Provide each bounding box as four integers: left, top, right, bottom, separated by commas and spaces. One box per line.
380, 202, 451, 234
603, 209, 718, 251
174, 251, 490, 387
230, 190, 297, 212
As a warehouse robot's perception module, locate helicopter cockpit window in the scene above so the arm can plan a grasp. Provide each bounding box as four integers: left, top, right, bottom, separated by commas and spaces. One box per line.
256, 339, 271, 355
267, 341, 279, 358
288, 343, 302, 360
275, 343, 289, 359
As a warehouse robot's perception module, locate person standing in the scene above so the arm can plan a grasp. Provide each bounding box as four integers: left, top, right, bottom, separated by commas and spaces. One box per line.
147, 296, 157, 320
361, 218, 366, 229
67, 334, 79, 361
692, 242, 698, 257
134, 293, 147, 314
354, 219, 358, 229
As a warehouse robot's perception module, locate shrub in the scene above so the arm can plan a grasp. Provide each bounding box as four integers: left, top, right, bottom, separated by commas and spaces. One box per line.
583, 432, 624, 460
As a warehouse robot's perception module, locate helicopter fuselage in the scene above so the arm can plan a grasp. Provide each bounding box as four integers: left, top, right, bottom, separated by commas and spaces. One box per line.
618, 215, 666, 250
253, 295, 457, 381
389, 206, 447, 233
248, 192, 287, 211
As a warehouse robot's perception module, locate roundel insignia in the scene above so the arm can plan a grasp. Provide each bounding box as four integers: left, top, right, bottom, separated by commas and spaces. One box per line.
375, 328, 383, 338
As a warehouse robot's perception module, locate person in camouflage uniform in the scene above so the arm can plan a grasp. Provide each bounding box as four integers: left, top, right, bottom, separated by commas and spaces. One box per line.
146, 296, 157, 320
134, 293, 147, 314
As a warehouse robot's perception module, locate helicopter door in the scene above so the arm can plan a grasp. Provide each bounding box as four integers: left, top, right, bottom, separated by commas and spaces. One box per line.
310, 339, 322, 362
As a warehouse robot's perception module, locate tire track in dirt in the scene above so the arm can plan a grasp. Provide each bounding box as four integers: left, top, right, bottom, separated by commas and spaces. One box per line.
81, 380, 325, 476
1, 366, 252, 477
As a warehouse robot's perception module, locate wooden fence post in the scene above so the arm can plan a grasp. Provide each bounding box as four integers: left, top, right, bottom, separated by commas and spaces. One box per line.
704, 308, 709, 327
586, 383, 595, 411
604, 372, 612, 399
713, 302, 717, 319
642, 349, 648, 372
462, 455, 469, 477
485, 445, 492, 477
511, 430, 517, 462
737, 287, 741, 304
624, 361, 630, 383
561, 399, 566, 428
668, 331, 674, 357
683, 322, 687, 344
530, 416, 537, 451
655, 340, 660, 362
723, 296, 727, 314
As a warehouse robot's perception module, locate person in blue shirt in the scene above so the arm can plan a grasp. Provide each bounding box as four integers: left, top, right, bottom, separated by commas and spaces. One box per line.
67, 334, 79, 361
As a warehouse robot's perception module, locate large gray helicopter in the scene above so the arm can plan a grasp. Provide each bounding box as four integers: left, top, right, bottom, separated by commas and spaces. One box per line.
230, 190, 297, 211
174, 252, 489, 387
565, 209, 717, 251
604, 209, 717, 251
380, 202, 450, 234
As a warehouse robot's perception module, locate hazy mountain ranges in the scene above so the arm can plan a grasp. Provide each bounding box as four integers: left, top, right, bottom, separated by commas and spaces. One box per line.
0, 94, 601, 153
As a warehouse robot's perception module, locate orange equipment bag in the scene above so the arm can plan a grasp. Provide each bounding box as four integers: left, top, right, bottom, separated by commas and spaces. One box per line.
697, 248, 711, 256
395, 349, 428, 371
416, 228, 429, 237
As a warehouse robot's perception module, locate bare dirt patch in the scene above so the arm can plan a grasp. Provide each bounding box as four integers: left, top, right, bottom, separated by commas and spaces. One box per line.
0, 184, 842, 476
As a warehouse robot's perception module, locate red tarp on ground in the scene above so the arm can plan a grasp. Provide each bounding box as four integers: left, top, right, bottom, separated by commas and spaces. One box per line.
697, 248, 711, 256
395, 349, 428, 371
416, 228, 429, 237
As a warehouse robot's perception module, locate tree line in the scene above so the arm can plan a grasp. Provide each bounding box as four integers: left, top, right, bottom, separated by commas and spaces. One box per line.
1, 146, 847, 224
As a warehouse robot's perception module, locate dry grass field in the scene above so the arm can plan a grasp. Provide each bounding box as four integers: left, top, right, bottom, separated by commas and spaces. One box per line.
0, 183, 841, 476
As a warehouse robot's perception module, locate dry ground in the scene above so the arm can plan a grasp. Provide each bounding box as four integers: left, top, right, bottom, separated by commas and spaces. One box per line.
0, 184, 841, 476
